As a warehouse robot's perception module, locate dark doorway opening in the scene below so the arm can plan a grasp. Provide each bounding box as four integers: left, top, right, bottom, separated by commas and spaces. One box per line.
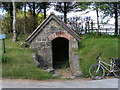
52, 37, 69, 69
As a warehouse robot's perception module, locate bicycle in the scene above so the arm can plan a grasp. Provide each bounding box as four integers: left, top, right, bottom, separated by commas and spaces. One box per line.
89, 53, 120, 80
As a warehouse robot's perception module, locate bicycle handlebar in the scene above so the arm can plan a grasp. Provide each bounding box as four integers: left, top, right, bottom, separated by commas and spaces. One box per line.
96, 53, 102, 59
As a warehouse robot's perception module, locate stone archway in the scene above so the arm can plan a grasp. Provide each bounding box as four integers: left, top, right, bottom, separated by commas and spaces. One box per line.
49, 31, 73, 41
52, 37, 69, 69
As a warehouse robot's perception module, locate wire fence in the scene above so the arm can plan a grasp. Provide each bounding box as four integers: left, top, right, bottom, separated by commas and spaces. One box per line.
68, 22, 115, 35
58, 15, 116, 35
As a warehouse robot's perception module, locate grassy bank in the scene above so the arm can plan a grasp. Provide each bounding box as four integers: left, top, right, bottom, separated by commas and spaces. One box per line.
2, 35, 57, 80
78, 34, 118, 77
2, 34, 118, 79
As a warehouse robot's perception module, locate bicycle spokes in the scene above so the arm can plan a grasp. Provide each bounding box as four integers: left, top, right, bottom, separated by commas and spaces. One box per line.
113, 65, 120, 78
89, 64, 105, 80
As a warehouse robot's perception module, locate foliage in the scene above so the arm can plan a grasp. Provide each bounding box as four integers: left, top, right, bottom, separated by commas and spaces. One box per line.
1, 2, 23, 12
76, 2, 91, 10
1, 2, 24, 34
38, 2, 51, 19
101, 2, 120, 35
2, 54, 10, 63
1, 13, 11, 34
37, 13, 45, 25
55, 2, 77, 13
90, 2, 120, 35
100, 2, 120, 18
54, 2, 78, 23
2, 10, 44, 34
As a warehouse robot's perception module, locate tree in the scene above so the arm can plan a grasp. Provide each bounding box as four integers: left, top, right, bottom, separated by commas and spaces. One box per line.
0, 2, 3, 34
89, 2, 106, 35
1, 2, 23, 34
23, 2, 27, 34
77, 2, 119, 35
27, 2, 51, 31
2, 10, 44, 34
12, 0, 17, 42
92, 2, 120, 35
1, 2, 13, 33
54, 2, 77, 23
33, 2, 37, 30
27, 2, 40, 30
92, 2, 101, 35
39, 2, 51, 19
0, 16, 3, 34
103, 2, 120, 35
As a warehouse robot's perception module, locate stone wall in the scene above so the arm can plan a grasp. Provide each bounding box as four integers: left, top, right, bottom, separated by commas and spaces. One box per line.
29, 19, 81, 76
69, 38, 81, 76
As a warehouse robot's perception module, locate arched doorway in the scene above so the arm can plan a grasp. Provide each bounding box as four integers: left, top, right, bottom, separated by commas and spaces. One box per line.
52, 37, 69, 69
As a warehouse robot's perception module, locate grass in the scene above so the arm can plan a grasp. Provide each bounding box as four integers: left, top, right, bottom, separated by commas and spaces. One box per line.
2, 34, 58, 80
78, 34, 118, 77
2, 33, 119, 79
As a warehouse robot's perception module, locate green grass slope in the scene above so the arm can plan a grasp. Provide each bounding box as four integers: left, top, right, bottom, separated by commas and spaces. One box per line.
78, 34, 118, 77
2, 34, 118, 79
2, 35, 57, 80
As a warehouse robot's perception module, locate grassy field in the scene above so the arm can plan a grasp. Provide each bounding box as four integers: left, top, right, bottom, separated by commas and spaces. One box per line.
2, 35, 57, 80
2, 34, 118, 79
78, 34, 118, 77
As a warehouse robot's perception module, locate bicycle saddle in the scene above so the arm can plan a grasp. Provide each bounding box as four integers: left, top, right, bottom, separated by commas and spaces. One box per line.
109, 58, 115, 60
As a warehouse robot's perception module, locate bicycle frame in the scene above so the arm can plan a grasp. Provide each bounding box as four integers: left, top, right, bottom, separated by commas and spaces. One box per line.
98, 59, 113, 73
89, 53, 120, 79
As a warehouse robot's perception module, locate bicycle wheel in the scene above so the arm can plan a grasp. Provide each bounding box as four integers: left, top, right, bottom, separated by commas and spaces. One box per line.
89, 64, 105, 80
113, 65, 120, 78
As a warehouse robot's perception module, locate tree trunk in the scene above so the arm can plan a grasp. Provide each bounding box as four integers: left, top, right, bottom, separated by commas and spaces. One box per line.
43, 3, 47, 19
10, 2, 13, 34
114, 3, 118, 35
0, 2, 3, 34
88, 21, 90, 33
85, 22, 87, 34
33, 2, 36, 30
96, 8, 100, 35
0, 13, 3, 34
12, 0, 17, 42
64, 2, 67, 24
91, 21, 93, 32
24, 2, 26, 34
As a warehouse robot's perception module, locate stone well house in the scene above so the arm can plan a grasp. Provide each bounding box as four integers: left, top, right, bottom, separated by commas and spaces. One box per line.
26, 13, 81, 76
